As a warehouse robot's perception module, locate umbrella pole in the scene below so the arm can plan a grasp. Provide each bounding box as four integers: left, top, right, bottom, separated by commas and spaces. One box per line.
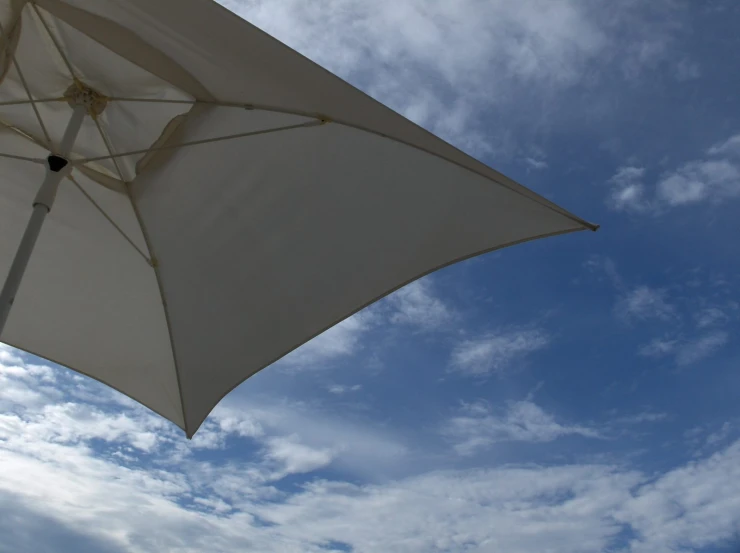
0, 103, 87, 337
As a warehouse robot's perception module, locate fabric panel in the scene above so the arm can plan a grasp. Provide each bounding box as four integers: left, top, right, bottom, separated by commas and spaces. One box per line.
133, 108, 585, 432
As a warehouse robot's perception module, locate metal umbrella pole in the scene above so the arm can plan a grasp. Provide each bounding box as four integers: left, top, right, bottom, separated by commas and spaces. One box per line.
0, 101, 87, 336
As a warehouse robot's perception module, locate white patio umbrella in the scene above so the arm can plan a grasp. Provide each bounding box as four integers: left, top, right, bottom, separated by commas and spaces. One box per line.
0, 0, 597, 437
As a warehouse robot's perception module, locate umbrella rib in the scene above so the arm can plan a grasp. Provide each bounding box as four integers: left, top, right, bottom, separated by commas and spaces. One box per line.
90, 113, 129, 182
106, 97, 595, 230
88, 100, 189, 434
0, 19, 52, 147
0, 151, 44, 163
108, 97, 196, 105
0, 97, 66, 107
72, 119, 325, 165
77, 113, 322, 435
0, 117, 47, 163
89, 114, 186, 429
66, 173, 153, 265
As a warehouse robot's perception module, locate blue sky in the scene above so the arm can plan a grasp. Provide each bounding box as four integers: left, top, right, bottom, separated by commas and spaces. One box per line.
2, 0, 740, 552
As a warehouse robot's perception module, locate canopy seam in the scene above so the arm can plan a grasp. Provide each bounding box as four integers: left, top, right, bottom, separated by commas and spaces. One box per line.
72, 119, 324, 165
30, 2, 77, 80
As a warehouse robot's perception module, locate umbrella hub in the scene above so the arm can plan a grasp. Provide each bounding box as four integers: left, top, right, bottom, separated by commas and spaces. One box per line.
0, 1, 195, 187
64, 82, 108, 117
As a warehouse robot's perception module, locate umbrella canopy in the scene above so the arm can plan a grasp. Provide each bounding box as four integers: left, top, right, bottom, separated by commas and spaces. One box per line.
0, 0, 596, 437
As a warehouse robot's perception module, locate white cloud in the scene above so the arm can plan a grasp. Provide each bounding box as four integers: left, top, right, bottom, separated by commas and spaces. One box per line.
6, 419, 740, 553
443, 400, 601, 455
657, 159, 740, 206
251, 466, 642, 553
19, 402, 167, 452
674, 58, 701, 81
0, 442, 627, 553
606, 132, 740, 212
708, 133, 740, 158
601, 272, 732, 364
616, 441, 740, 553
388, 279, 453, 330
279, 312, 373, 370
210, 406, 265, 439
0, 345, 22, 365
694, 306, 729, 328
0, 345, 61, 409
674, 331, 729, 366
212, 397, 409, 480
263, 435, 337, 478
606, 166, 651, 213
3, 348, 740, 552
449, 329, 549, 376
638, 337, 677, 357
584, 255, 624, 289
639, 331, 728, 366
0, 348, 407, 481
684, 421, 737, 459
706, 422, 733, 447
614, 412, 670, 425
524, 156, 548, 170
327, 384, 362, 395
223, 0, 684, 155
615, 286, 676, 323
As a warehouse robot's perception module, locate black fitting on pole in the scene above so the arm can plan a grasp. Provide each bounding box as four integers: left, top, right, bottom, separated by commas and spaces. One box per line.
47, 155, 69, 173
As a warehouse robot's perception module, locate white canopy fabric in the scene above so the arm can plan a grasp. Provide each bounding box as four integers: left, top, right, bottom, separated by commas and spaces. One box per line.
0, 0, 596, 436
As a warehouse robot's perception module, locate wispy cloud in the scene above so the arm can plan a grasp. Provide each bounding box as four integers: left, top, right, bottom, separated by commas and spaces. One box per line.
275, 279, 452, 370
327, 384, 362, 395
708, 134, 740, 157
673, 57, 701, 81
618, 441, 740, 553
524, 156, 549, 170
638, 337, 678, 358
615, 286, 676, 323
211, 398, 409, 480
0, 345, 406, 481
706, 421, 733, 447
262, 435, 337, 478
584, 255, 624, 289
657, 158, 740, 207
449, 329, 549, 376
588, 258, 677, 324
387, 279, 454, 331
606, 132, 740, 213
684, 421, 737, 458
613, 411, 670, 425
443, 400, 601, 455
278, 313, 373, 370
694, 306, 729, 328
640, 331, 729, 366
3, 347, 740, 552
586, 260, 734, 365
674, 332, 729, 366
225, 0, 686, 155
606, 166, 651, 213
5, 431, 740, 553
